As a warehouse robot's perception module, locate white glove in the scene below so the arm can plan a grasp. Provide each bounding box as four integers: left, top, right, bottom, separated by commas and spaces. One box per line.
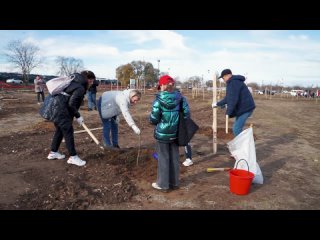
132, 125, 141, 135
212, 102, 218, 108
76, 116, 84, 126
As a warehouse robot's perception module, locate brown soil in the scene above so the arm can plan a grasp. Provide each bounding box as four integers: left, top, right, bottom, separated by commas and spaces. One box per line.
0, 89, 319, 209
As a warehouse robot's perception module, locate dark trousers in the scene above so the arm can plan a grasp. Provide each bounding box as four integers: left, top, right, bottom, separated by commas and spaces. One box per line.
51, 120, 77, 156
156, 141, 180, 189
184, 143, 192, 159
37, 91, 45, 102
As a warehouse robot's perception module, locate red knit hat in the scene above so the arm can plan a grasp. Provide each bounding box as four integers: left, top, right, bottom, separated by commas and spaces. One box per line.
157, 75, 174, 90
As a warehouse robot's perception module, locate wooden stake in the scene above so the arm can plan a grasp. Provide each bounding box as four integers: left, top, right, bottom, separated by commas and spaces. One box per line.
82, 123, 104, 150
1, 98, 19, 101
212, 72, 217, 154
74, 127, 103, 134
203, 86, 205, 100
225, 115, 229, 134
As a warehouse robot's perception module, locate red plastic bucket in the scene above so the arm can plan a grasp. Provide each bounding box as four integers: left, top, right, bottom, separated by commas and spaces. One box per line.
229, 159, 255, 195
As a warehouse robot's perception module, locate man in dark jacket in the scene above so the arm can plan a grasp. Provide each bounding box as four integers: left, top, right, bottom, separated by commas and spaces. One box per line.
47, 70, 96, 166
212, 69, 255, 137
150, 75, 190, 192
87, 78, 99, 111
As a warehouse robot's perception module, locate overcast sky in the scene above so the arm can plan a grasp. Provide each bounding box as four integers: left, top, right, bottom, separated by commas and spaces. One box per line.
0, 30, 319, 87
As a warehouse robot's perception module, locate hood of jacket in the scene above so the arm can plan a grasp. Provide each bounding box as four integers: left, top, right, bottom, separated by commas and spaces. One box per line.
227, 75, 246, 84
149, 90, 183, 143
156, 90, 182, 110
122, 89, 132, 105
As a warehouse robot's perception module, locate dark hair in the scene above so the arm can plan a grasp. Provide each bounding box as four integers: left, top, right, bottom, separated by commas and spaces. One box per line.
81, 70, 96, 80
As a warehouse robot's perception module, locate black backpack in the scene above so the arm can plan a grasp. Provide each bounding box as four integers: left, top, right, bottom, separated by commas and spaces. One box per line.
176, 99, 199, 146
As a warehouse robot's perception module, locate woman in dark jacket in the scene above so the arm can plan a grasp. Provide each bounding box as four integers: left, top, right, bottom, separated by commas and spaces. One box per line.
47, 70, 96, 166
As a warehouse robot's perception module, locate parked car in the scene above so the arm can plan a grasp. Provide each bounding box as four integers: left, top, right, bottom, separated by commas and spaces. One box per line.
6, 79, 23, 84
290, 90, 303, 96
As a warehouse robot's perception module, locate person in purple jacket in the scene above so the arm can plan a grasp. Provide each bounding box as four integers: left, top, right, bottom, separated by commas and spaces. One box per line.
212, 69, 255, 137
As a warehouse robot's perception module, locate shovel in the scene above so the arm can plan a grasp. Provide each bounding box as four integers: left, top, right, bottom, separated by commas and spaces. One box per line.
81, 123, 104, 150
207, 167, 231, 173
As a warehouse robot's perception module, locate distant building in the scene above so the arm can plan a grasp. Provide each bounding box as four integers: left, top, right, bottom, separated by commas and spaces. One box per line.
96, 78, 119, 85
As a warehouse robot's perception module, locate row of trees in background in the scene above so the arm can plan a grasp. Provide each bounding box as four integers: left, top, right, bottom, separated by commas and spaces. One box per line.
3, 40, 162, 87
116, 60, 159, 88
0, 39, 248, 89
2, 39, 318, 90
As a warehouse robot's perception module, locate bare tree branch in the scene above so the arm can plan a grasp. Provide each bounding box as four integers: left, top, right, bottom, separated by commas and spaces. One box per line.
55, 56, 84, 76
4, 40, 42, 84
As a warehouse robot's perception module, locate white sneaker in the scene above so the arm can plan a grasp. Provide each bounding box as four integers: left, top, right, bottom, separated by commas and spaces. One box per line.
67, 155, 86, 166
152, 182, 168, 192
183, 158, 193, 167
47, 151, 66, 160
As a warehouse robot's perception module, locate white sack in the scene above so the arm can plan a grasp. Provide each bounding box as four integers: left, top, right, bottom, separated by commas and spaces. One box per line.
227, 127, 263, 184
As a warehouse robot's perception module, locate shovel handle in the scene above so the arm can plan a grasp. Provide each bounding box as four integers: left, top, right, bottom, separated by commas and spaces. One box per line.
82, 123, 100, 145
207, 168, 231, 172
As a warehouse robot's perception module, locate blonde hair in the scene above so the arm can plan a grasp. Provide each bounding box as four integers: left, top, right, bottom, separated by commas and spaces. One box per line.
129, 89, 141, 100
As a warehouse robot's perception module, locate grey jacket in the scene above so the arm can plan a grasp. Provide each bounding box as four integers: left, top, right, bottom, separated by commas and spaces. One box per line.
100, 89, 136, 127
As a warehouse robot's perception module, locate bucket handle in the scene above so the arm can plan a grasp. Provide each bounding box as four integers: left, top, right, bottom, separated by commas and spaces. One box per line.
235, 159, 250, 175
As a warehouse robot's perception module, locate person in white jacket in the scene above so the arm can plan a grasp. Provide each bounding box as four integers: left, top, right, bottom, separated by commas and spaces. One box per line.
98, 89, 141, 149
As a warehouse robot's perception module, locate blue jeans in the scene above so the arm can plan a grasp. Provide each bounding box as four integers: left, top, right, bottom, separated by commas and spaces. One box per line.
233, 111, 253, 137
87, 91, 97, 110
98, 97, 118, 146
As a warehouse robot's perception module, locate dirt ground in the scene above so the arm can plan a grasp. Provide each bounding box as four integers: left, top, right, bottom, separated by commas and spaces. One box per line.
0, 89, 319, 210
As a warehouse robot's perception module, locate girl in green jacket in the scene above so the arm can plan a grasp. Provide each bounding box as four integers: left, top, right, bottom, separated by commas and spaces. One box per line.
149, 75, 190, 192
